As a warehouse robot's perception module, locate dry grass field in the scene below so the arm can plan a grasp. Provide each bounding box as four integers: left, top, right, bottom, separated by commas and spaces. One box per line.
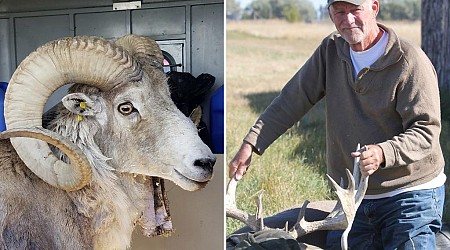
225, 19, 450, 235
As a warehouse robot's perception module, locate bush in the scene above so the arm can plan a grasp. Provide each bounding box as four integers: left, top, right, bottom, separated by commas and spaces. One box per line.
378, 0, 421, 21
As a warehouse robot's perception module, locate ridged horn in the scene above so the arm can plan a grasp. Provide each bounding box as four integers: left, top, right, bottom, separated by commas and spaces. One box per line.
4, 36, 142, 191
0, 128, 92, 191
114, 34, 164, 70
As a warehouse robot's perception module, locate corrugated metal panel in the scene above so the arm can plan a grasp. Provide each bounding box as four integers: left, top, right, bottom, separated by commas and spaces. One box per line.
131, 6, 185, 37
75, 11, 128, 39
0, 19, 11, 82
0, 0, 111, 13
0, 0, 214, 14
5, 1, 224, 116
190, 3, 224, 134
191, 3, 224, 87
15, 15, 71, 65
14, 15, 72, 111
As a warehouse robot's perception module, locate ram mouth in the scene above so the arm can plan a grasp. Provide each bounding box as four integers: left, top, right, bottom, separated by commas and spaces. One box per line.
173, 169, 210, 190
130, 167, 210, 237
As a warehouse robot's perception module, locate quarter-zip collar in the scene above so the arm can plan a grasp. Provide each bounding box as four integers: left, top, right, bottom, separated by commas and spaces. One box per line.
335, 23, 404, 74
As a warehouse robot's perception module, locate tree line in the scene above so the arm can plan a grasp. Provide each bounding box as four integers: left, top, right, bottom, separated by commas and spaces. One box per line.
227, 0, 421, 22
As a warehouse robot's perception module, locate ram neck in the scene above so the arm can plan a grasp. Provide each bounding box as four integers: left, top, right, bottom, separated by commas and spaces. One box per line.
49, 110, 141, 249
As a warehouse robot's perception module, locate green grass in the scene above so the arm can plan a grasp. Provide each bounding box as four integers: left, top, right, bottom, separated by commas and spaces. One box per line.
226, 109, 332, 234
226, 20, 449, 235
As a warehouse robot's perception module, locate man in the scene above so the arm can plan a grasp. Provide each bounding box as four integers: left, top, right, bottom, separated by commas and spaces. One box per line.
228, 0, 446, 248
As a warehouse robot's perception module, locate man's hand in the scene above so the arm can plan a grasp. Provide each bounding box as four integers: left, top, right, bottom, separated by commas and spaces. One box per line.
228, 142, 254, 180
351, 145, 385, 176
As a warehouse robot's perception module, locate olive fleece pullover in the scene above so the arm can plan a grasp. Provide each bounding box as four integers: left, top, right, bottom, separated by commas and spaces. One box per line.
244, 24, 445, 195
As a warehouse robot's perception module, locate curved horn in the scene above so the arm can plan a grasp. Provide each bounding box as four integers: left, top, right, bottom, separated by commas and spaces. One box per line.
114, 35, 164, 70
4, 36, 142, 191
0, 128, 91, 191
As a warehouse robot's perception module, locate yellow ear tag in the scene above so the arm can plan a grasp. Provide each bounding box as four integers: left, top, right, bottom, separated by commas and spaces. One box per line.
78, 102, 87, 121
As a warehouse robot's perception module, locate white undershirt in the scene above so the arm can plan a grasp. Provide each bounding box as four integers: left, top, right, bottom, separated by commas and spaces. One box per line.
364, 171, 447, 200
348, 30, 447, 199
350, 29, 389, 78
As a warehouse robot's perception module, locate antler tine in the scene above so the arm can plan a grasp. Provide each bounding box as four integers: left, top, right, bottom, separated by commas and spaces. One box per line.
355, 175, 368, 207
226, 176, 261, 231
290, 167, 369, 250
226, 176, 238, 208
339, 143, 371, 250
290, 168, 361, 239
289, 200, 311, 238
353, 143, 361, 189
256, 192, 265, 230
290, 201, 347, 237
332, 169, 357, 219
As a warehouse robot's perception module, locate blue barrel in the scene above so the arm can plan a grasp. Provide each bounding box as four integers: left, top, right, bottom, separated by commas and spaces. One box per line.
0, 82, 7, 132
210, 85, 224, 154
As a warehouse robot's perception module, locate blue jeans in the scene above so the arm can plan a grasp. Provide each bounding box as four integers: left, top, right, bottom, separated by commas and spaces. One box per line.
326, 185, 445, 250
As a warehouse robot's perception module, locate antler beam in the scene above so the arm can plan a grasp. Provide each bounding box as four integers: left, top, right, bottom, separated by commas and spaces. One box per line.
226, 176, 265, 231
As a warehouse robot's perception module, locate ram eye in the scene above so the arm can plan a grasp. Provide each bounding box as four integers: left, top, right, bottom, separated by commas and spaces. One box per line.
118, 102, 136, 115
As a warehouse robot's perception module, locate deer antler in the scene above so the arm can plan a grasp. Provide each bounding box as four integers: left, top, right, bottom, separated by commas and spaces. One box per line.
226, 145, 369, 250
226, 176, 265, 231
290, 145, 369, 250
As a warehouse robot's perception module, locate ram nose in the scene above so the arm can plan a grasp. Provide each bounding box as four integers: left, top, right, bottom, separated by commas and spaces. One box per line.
176, 154, 216, 184
194, 157, 216, 174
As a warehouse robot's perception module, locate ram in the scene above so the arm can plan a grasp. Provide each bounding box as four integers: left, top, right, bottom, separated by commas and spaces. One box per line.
0, 35, 215, 249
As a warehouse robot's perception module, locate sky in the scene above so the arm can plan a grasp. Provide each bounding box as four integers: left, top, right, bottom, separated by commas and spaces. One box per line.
236, 0, 329, 10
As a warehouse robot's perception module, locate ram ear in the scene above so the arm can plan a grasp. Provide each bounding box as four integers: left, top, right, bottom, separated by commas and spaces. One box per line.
62, 93, 100, 117
189, 106, 202, 127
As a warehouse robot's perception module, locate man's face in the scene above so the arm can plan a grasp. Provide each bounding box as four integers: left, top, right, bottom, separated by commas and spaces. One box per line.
329, 0, 379, 47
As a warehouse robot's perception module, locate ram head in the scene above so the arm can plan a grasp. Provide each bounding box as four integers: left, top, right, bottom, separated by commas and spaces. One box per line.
1, 35, 216, 248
